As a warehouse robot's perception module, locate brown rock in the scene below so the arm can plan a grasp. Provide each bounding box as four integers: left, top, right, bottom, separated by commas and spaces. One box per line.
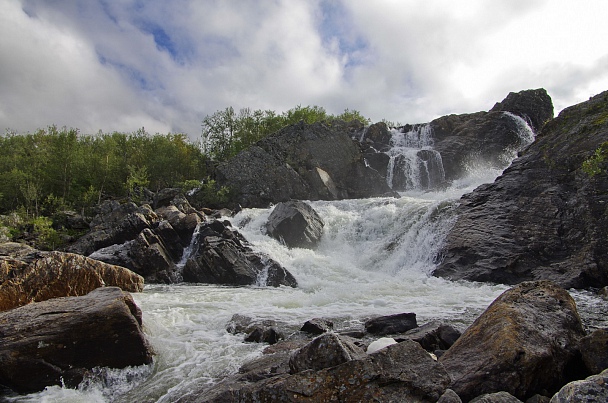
440, 281, 585, 401
579, 328, 608, 374
0, 287, 153, 393
0, 243, 144, 312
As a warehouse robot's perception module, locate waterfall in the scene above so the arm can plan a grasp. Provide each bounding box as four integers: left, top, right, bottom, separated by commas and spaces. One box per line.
176, 222, 203, 271
385, 124, 446, 191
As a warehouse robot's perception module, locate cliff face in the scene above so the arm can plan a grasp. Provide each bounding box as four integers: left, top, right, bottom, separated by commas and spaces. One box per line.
434, 91, 608, 289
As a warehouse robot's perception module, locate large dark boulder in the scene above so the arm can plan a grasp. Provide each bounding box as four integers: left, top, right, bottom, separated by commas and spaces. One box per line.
0, 243, 144, 312
579, 329, 608, 374
185, 339, 451, 402
182, 220, 297, 287
265, 200, 324, 249
439, 281, 586, 402
434, 90, 608, 288
0, 287, 153, 394
490, 89, 554, 133
215, 120, 394, 208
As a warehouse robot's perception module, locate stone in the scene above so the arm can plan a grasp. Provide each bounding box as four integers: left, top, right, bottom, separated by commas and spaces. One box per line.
401, 321, 461, 352
182, 220, 297, 287
0, 287, 153, 394
192, 339, 451, 403
0, 244, 143, 312
549, 369, 608, 403
300, 318, 334, 335
289, 333, 366, 374
579, 328, 608, 374
265, 201, 324, 249
440, 281, 586, 402
89, 228, 179, 284
364, 312, 418, 335
67, 202, 156, 256
435, 90, 608, 289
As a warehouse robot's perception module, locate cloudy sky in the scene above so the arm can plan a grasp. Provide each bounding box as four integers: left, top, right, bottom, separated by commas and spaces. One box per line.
2, 0, 608, 140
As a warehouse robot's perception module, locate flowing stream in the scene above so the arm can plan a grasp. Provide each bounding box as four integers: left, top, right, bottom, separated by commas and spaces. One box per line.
8, 116, 608, 402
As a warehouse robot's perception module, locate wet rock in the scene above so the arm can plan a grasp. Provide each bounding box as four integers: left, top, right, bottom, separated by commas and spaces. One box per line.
549, 369, 608, 403
182, 220, 297, 287
579, 328, 608, 374
0, 243, 143, 312
0, 287, 153, 394
440, 281, 586, 401
226, 314, 288, 344
289, 333, 366, 374
193, 339, 451, 403
435, 90, 608, 289
266, 201, 324, 249
300, 318, 333, 335
490, 89, 554, 133
401, 321, 461, 352
215, 120, 394, 208
364, 312, 418, 335
89, 228, 179, 284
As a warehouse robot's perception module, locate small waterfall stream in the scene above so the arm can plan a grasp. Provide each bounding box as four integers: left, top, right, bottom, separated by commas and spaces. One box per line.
385, 124, 445, 191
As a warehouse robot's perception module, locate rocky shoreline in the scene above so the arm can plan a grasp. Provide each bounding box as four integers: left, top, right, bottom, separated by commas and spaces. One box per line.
1, 88, 608, 401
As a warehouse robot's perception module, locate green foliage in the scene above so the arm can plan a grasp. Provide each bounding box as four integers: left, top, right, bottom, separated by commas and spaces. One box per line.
201, 105, 370, 160
582, 141, 608, 177
31, 216, 62, 250
190, 178, 231, 209
0, 126, 208, 215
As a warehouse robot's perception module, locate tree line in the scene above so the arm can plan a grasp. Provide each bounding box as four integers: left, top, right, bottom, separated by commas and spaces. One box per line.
0, 126, 207, 217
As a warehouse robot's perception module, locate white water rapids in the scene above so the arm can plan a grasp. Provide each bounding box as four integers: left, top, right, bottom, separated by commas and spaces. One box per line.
7, 116, 608, 402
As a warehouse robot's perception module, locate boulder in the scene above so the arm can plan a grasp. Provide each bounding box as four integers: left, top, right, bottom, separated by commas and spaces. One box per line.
579, 328, 608, 374
265, 201, 324, 249
182, 220, 297, 287
67, 202, 156, 256
439, 281, 586, 402
0, 243, 143, 312
401, 321, 461, 352
215, 120, 395, 208
226, 315, 288, 345
289, 333, 366, 374
549, 369, 608, 403
434, 90, 608, 289
89, 228, 179, 284
364, 312, 418, 335
191, 339, 451, 403
0, 287, 153, 394
490, 89, 554, 133
300, 318, 334, 335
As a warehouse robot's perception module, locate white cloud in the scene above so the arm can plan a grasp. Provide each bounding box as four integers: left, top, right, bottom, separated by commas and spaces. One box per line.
1, 0, 608, 139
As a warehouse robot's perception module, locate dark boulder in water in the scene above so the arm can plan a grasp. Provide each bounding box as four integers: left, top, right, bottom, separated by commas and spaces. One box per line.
439, 281, 586, 402
182, 219, 297, 287
265, 200, 324, 249
434, 90, 608, 288
0, 287, 153, 394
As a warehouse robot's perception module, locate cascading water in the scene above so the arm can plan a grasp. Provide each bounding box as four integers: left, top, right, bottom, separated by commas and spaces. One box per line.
385, 124, 445, 191
7, 118, 608, 403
